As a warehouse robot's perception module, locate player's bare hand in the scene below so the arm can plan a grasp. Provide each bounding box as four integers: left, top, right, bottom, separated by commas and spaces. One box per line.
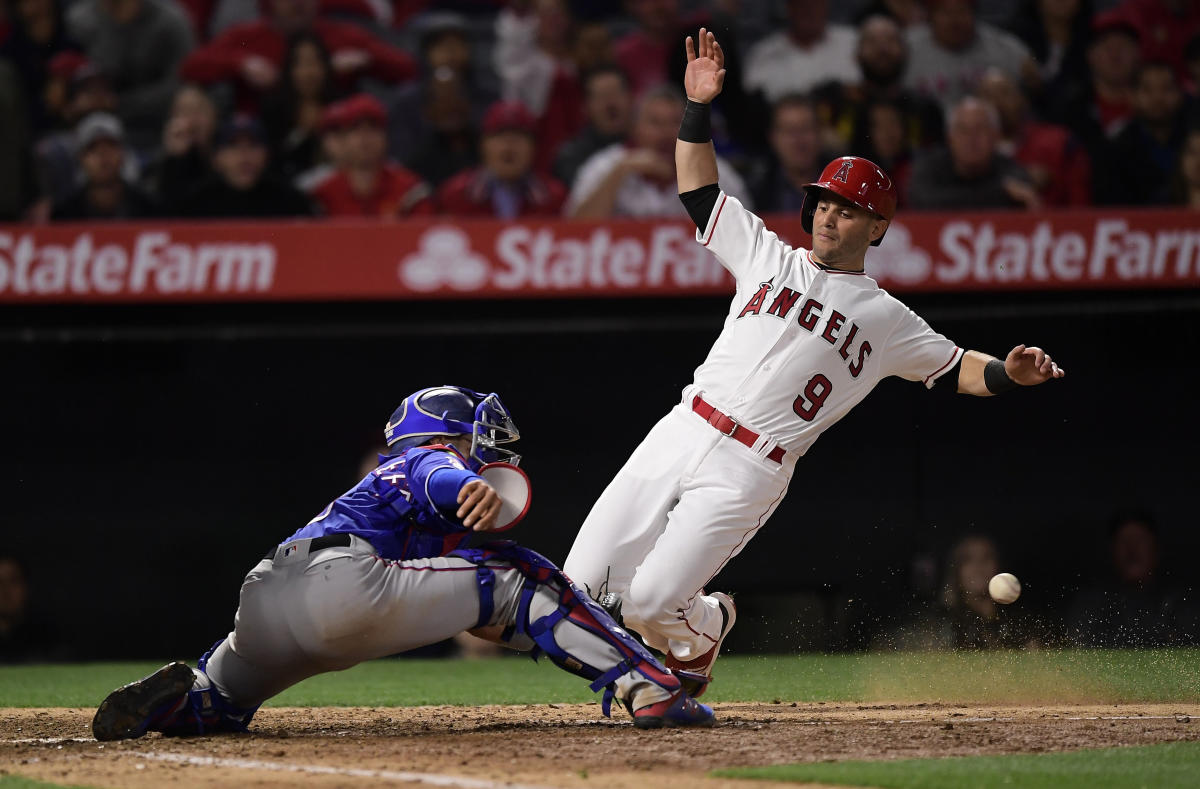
1005, 344, 1065, 385
457, 480, 502, 531
621, 148, 675, 180
684, 28, 726, 104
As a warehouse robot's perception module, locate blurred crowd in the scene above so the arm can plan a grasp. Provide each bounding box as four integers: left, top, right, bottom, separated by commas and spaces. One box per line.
1, 0, 1199, 224
876, 510, 1198, 651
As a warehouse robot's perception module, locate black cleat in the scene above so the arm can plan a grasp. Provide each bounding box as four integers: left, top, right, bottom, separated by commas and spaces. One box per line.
92, 661, 195, 742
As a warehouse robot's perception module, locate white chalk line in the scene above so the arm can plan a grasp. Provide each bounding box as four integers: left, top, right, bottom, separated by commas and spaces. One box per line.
133, 751, 550, 788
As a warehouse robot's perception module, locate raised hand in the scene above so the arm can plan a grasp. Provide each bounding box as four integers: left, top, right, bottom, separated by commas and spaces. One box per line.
1004, 344, 1065, 386
684, 27, 726, 104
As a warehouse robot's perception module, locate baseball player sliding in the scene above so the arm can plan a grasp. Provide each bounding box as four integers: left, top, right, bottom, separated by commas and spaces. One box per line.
93, 387, 713, 740
564, 29, 1065, 697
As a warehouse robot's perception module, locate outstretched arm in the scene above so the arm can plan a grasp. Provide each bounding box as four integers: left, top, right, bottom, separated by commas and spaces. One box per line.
677, 28, 725, 193
957, 345, 1065, 396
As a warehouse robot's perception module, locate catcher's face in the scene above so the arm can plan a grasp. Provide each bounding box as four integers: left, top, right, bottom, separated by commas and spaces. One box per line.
810, 193, 886, 267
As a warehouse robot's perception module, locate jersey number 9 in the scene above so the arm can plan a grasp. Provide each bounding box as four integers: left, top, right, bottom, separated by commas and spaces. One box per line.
792, 373, 832, 422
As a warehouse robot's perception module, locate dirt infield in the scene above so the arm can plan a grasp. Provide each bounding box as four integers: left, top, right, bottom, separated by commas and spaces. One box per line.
3, 702, 1198, 788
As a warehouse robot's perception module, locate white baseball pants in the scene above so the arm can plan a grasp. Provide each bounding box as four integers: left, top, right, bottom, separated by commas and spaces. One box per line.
564, 396, 794, 661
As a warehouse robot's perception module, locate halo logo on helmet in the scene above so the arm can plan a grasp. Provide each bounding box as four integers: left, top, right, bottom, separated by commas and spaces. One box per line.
801, 156, 898, 247
384, 386, 521, 470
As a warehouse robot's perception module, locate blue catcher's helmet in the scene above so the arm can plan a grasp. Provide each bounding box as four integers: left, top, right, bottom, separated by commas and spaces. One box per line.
384, 386, 521, 470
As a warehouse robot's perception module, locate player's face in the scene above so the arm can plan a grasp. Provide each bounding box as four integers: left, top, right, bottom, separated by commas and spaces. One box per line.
810, 194, 885, 265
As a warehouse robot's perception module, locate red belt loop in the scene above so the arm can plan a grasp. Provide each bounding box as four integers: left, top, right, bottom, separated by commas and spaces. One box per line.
691, 395, 785, 464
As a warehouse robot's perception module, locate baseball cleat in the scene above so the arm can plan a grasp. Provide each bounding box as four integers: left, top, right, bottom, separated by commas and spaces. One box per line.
632, 689, 715, 729
665, 591, 736, 698
92, 661, 195, 742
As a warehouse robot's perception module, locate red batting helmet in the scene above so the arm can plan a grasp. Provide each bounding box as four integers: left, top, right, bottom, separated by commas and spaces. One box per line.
802, 156, 898, 246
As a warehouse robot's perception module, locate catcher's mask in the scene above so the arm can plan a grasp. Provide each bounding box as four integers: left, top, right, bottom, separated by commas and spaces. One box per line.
384, 386, 521, 471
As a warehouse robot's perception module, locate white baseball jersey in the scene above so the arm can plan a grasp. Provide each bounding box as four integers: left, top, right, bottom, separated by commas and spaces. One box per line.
564, 190, 962, 666
693, 192, 962, 456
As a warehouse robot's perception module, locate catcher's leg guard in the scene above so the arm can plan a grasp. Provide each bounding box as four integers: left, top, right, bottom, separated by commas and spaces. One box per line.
453, 542, 681, 716
151, 639, 261, 737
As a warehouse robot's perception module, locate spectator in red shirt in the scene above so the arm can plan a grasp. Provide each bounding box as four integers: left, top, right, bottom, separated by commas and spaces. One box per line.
612, 0, 703, 97
978, 68, 1091, 206
437, 101, 566, 218
180, 0, 415, 110
308, 93, 433, 218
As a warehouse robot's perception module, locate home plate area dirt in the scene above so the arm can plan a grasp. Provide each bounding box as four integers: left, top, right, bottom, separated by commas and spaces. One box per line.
2, 702, 1198, 788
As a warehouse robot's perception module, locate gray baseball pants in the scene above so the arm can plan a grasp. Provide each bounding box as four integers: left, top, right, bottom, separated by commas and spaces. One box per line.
201, 535, 666, 711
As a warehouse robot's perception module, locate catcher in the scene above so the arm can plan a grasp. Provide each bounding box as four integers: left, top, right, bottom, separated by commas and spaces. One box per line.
92, 386, 713, 739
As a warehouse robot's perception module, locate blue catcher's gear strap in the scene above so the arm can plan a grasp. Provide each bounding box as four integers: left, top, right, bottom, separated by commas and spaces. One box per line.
456, 541, 680, 717
160, 638, 260, 736
450, 548, 497, 629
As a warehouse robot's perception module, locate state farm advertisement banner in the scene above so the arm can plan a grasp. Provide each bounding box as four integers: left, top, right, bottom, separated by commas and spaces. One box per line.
1, 209, 1198, 303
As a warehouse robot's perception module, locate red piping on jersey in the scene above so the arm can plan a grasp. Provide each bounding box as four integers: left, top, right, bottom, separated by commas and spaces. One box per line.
924, 346, 963, 386
702, 194, 728, 248
806, 250, 867, 275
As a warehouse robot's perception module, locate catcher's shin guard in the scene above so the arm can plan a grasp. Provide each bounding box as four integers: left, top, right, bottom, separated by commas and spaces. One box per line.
453, 542, 680, 715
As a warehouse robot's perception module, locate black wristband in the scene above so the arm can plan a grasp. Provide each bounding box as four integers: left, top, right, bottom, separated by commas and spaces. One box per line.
984, 359, 1018, 394
678, 99, 712, 143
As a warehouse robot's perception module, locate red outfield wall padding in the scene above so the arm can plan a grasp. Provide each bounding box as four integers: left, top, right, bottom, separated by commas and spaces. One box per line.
1, 209, 1198, 303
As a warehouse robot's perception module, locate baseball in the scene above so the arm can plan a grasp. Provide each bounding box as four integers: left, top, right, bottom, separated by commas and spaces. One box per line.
988, 573, 1021, 604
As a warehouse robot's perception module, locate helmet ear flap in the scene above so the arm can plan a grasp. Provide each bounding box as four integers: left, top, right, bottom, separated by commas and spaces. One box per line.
800, 188, 816, 236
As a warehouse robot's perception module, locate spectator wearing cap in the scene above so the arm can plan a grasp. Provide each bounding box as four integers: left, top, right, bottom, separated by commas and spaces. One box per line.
903, 0, 1038, 113
145, 84, 220, 207
66, 0, 194, 152
36, 60, 129, 206
907, 96, 1038, 210
1050, 10, 1141, 150
978, 68, 1091, 206
1094, 61, 1189, 205
744, 0, 860, 103
437, 101, 566, 218
1116, 0, 1200, 85
387, 13, 496, 186
309, 94, 434, 218
262, 32, 343, 184
174, 115, 313, 218
52, 112, 157, 220
181, 0, 415, 112
553, 65, 634, 187
0, 0, 80, 134
811, 15, 944, 157
567, 86, 751, 218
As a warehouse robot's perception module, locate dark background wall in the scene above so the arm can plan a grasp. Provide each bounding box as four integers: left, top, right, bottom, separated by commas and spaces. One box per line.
3, 289, 1197, 658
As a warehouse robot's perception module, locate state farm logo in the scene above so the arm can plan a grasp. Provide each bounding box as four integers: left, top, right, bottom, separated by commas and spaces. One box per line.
398, 226, 490, 292
0, 231, 275, 297
867, 222, 931, 284
398, 224, 728, 292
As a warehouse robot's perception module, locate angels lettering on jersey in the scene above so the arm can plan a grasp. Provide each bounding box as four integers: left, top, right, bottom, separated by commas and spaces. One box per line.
736, 277, 873, 381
